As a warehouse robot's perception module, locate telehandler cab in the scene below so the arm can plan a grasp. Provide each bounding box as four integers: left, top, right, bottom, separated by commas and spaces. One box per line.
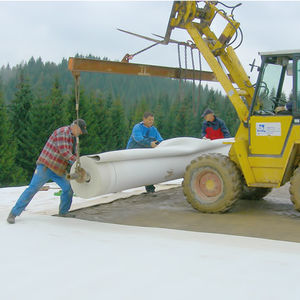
165, 1, 300, 212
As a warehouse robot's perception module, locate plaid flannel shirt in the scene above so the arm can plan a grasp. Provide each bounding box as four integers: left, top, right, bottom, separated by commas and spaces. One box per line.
36, 126, 76, 176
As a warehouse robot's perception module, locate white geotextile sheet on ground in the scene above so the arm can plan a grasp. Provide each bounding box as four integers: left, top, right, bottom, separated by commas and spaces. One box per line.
1, 213, 300, 300
0, 180, 182, 216
1, 184, 300, 300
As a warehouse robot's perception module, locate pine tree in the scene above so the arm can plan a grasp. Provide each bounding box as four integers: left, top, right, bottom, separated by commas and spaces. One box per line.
184, 97, 198, 137
166, 99, 181, 138
66, 84, 90, 124
173, 102, 187, 137
94, 94, 111, 153
26, 97, 51, 169
79, 92, 99, 156
47, 76, 68, 131
172, 97, 195, 137
9, 69, 34, 181
25, 77, 70, 172
153, 99, 165, 138
0, 78, 25, 186
107, 98, 128, 151
65, 84, 92, 159
133, 97, 150, 124
80, 92, 111, 155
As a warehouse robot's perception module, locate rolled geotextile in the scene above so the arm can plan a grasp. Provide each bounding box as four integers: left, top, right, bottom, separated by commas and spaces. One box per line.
70, 137, 233, 198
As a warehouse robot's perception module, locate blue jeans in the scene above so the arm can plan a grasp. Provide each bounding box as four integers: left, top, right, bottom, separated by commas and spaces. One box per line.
12, 164, 73, 216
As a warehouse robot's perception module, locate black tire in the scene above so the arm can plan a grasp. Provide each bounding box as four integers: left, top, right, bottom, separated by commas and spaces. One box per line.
240, 186, 272, 200
289, 167, 300, 211
183, 154, 242, 213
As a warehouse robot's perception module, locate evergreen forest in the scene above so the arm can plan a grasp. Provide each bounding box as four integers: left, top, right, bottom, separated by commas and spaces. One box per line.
0, 56, 239, 187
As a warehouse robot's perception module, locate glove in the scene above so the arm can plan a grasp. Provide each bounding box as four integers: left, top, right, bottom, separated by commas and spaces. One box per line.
275, 106, 285, 113
77, 167, 91, 183
67, 167, 91, 183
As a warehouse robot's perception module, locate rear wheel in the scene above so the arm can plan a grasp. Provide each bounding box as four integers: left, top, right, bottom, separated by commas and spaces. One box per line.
183, 154, 242, 213
289, 167, 300, 211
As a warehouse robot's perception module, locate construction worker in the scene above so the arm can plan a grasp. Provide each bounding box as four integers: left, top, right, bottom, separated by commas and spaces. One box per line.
7, 119, 88, 224
201, 108, 231, 140
126, 112, 163, 193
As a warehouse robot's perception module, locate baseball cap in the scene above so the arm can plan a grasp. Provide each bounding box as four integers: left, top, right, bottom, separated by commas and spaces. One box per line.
201, 108, 214, 118
74, 119, 88, 134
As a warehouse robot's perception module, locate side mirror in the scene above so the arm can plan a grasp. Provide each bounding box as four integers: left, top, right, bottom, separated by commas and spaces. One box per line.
249, 58, 260, 72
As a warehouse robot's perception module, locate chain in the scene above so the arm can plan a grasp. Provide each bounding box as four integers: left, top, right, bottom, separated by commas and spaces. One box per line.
197, 50, 202, 115
184, 44, 188, 85
177, 44, 184, 102
131, 41, 161, 59
74, 73, 81, 171
190, 47, 196, 115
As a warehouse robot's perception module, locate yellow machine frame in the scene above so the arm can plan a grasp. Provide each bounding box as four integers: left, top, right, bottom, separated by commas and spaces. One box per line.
166, 1, 300, 189
67, 1, 300, 212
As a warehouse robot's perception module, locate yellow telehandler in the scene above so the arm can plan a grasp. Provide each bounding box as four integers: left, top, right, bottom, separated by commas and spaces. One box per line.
164, 1, 300, 212
68, 1, 300, 214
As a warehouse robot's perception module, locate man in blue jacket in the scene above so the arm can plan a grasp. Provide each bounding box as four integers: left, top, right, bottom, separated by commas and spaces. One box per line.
201, 108, 231, 140
127, 112, 163, 193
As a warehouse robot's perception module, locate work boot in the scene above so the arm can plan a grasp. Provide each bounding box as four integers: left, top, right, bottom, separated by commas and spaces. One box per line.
145, 185, 155, 193
58, 213, 77, 218
7, 211, 16, 224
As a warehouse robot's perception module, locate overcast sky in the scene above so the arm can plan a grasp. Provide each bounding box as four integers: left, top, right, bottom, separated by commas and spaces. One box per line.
1, 0, 300, 85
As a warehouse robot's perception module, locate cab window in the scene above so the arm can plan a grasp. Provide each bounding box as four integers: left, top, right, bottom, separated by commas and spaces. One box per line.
252, 63, 284, 114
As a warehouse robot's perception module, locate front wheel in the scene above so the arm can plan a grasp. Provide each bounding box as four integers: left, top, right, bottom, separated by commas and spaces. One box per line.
183, 154, 242, 213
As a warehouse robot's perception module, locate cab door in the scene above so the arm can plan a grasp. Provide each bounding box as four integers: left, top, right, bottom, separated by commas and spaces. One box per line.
249, 115, 293, 155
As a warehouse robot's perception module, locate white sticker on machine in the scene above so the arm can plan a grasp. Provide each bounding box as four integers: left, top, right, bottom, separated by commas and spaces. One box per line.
256, 122, 281, 136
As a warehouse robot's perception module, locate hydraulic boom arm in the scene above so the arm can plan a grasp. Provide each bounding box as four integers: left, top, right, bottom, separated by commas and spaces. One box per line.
164, 1, 254, 123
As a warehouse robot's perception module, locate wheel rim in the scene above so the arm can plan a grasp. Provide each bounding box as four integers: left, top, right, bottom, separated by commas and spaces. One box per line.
193, 169, 223, 202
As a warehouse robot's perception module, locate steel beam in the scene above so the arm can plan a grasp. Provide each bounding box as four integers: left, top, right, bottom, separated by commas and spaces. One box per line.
68, 57, 223, 82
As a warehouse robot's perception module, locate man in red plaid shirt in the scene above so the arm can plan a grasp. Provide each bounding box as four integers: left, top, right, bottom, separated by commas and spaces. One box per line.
7, 119, 88, 224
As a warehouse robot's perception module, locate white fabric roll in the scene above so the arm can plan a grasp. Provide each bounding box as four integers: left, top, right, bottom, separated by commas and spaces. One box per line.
70, 137, 234, 198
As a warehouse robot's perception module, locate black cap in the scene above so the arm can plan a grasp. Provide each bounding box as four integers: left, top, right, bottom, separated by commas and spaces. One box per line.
74, 119, 88, 134
201, 108, 214, 118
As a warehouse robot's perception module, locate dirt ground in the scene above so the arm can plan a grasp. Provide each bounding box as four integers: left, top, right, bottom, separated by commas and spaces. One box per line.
68, 183, 300, 243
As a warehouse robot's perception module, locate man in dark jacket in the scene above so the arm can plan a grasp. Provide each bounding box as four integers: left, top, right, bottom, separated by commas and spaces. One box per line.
201, 108, 231, 140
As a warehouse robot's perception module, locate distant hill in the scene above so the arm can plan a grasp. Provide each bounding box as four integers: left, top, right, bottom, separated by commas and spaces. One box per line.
1, 55, 183, 107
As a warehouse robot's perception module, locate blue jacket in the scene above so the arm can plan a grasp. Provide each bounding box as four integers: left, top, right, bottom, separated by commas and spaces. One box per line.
126, 122, 163, 149
201, 117, 231, 140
